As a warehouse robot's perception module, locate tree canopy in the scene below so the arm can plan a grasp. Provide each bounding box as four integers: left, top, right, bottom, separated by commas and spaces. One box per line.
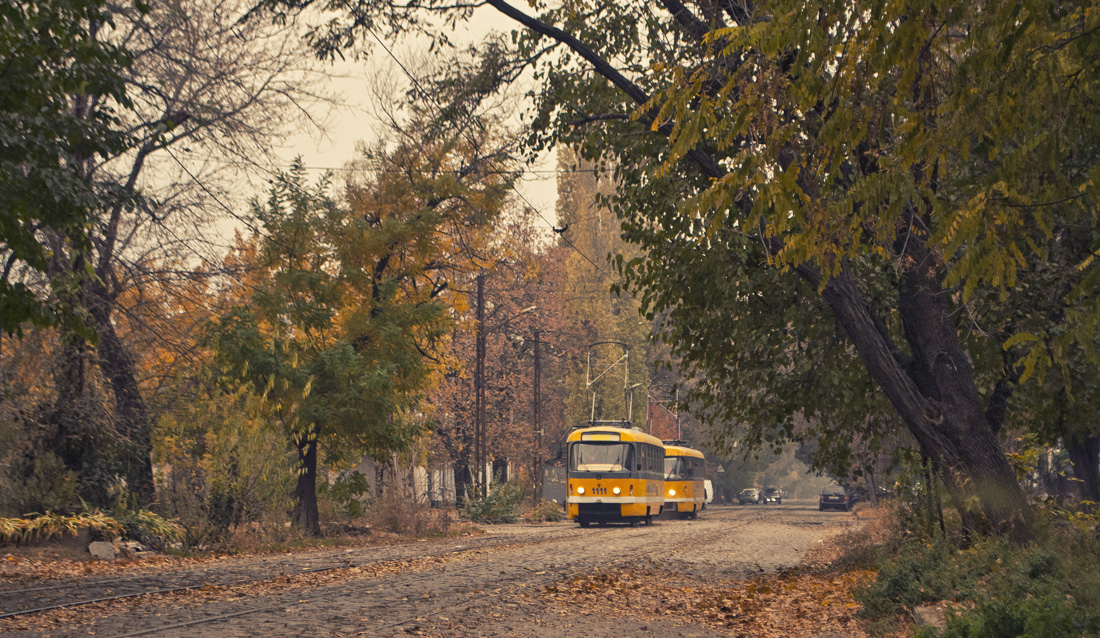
0, 0, 136, 333
252, 0, 1100, 537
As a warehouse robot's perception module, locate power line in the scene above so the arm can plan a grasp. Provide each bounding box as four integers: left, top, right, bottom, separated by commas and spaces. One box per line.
192, 156, 601, 176
364, 27, 612, 277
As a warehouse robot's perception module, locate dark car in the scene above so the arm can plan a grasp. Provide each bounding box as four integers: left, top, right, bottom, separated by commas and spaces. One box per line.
738, 488, 760, 504
819, 485, 853, 511
762, 486, 783, 504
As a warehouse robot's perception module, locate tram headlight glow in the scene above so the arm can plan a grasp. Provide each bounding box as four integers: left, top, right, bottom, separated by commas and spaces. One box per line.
576, 487, 585, 495
669, 489, 677, 497
612, 487, 621, 495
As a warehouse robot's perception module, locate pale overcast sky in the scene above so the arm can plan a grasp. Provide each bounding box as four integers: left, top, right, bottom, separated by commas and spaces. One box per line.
276, 7, 559, 228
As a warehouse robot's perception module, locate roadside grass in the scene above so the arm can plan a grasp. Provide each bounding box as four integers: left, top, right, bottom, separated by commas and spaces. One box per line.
0, 511, 182, 548
853, 502, 1100, 637
0, 494, 483, 581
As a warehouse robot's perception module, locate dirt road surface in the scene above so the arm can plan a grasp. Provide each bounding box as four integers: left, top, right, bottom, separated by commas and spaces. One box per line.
0, 501, 862, 637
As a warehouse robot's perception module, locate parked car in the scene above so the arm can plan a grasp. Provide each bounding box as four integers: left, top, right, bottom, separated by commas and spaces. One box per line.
738, 488, 760, 504
762, 486, 783, 504
819, 485, 853, 511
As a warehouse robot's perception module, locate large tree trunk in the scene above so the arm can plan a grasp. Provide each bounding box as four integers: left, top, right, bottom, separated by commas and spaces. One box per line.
291, 430, 321, 535
1066, 434, 1100, 503
818, 255, 1032, 539
86, 282, 156, 505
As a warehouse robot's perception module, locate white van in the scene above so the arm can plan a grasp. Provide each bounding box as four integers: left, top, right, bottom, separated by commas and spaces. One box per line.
704, 480, 714, 505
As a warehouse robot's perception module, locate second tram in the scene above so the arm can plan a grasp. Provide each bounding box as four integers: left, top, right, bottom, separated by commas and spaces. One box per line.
662, 442, 706, 519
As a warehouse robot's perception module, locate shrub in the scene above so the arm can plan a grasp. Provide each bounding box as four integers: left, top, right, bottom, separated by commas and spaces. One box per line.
0, 452, 79, 517
856, 539, 960, 618
464, 480, 523, 523
0, 511, 123, 545
525, 499, 564, 523
154, 386, 295, 547
368, 489, 452, 536
858, 508, 1100, 638
117, 510, 185, 550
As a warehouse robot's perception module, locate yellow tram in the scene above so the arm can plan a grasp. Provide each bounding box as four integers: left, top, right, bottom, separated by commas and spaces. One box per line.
566, 426, 666, 526
662, 443, 706, 519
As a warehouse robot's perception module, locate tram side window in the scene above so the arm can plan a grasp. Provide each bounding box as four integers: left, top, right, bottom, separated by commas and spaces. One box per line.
644, 444, 662, 475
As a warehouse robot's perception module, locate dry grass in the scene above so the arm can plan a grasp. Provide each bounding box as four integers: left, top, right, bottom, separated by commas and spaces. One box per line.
367, 490, 455, 536
803, 503, 898, 572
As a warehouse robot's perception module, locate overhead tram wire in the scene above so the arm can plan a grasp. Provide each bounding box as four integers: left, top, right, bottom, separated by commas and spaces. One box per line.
188, 156, 605, 175
163, 148, 300, 293
364, 27, 613, 278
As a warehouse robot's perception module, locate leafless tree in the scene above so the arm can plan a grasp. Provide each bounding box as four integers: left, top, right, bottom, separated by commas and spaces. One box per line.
45, 0, 332, 504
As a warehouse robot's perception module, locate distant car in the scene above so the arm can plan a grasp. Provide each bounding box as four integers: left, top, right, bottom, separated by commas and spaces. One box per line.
703, 480, 714, 505
738, 488, 760, 504
819, 485, 853, 511
762, 486, 783, 504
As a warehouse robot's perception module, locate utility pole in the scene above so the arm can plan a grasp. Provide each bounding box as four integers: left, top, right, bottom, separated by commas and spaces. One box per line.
675, 386, 681, 440
475, 273, 486, 499
533, 328, 541, 501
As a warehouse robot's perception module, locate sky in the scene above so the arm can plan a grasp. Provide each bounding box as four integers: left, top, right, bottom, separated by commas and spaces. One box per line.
275, 7, 560, 230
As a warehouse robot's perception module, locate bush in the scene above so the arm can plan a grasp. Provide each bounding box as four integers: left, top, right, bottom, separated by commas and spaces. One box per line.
464, 479, 523, 523
154, 386, 295, 547
0, 452, 79, 517
368, 490, 452, 536
525, 499, 565, 523
0, 511, 121, 545
856, 539, 960, 618
857, 510, 1100, 638
117, 510, 185, 550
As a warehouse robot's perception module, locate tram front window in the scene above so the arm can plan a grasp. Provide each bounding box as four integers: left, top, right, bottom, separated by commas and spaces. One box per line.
570, 443, 634, 473
664, 457, 687, 479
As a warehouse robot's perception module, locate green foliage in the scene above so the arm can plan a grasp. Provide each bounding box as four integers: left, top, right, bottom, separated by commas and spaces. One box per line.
154, 383, 295, 545
0, 392, 130, 515
464, 479, 523, 524
115, 510, 184, 550
858, 538, 961, 619
0, 0, 138, 333
323, 471, 372, 518
0, 448, 79, 517
858, 509, 1100, 637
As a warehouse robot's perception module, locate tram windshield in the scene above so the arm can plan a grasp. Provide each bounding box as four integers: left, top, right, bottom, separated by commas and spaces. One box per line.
570, 442, 634, 473
664, 457, 687, 479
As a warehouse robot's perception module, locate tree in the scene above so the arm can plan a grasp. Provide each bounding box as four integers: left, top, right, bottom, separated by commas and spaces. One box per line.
0, 0, 134, 333
556, 149, 653, 432
211, 95, 516, 531
256, 0, 1100, 537
32, 0, 325, 506
428, 208, 574, 502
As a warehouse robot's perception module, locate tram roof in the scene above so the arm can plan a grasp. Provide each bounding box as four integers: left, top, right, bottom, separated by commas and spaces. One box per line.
566, 426, 665, 446
664, 444, 705, 459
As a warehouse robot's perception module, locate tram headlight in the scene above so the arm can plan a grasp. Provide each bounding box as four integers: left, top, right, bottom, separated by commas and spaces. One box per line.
612, 487, 621, 495
576, 487, 585, 495
668, 489, 677, 497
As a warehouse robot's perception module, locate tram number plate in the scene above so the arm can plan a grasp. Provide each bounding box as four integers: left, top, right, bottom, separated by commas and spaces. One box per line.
590, 485, 608, 495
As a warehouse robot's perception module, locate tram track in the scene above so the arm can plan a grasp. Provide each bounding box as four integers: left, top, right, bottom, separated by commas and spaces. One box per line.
0, 524, 615, 623
65, 525, 631, 636
1, 506, 841, 636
